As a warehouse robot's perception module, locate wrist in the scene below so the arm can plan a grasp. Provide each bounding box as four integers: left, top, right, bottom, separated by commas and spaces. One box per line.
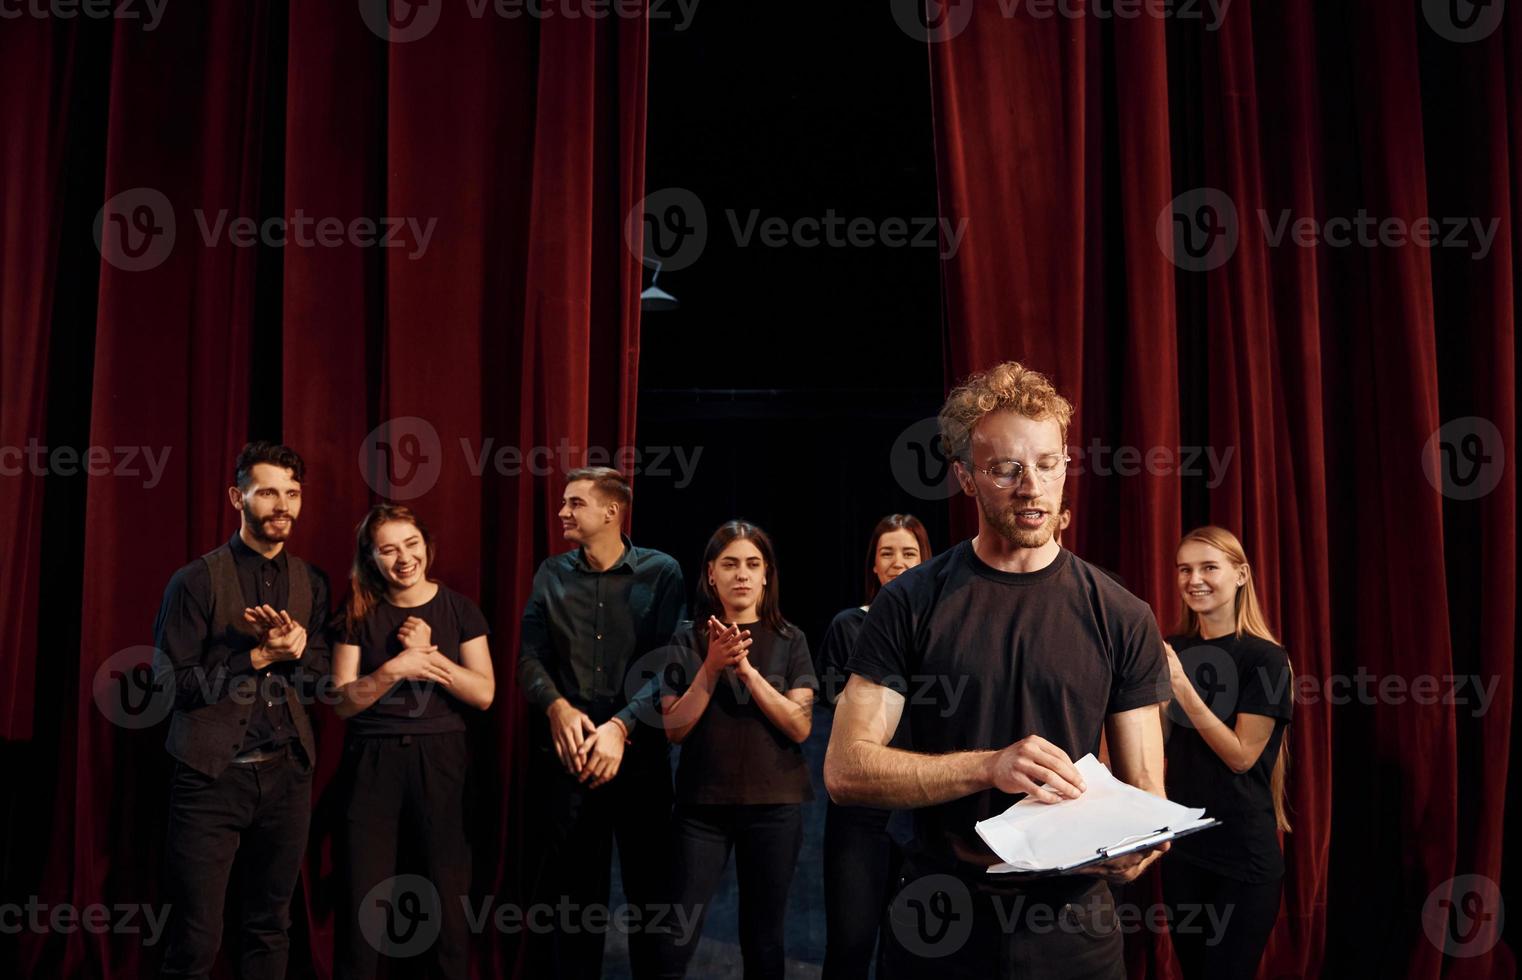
978, 749, 1001, 791
608, 715, 630, 741
377, 659, 403, 685
250, 645, 271, 670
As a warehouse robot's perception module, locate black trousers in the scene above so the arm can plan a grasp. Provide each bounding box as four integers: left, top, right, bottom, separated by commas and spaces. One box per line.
158, 745, 312, 980
1161, 857, 1282, 980
336, 731, 472, 980
879, 857, 1125, 980
523, 742, 675, 980
823, 802, 902, 980
657, 802, 804, 980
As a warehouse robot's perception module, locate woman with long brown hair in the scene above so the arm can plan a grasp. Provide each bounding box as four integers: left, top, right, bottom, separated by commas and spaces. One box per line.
656, 520, 816, 980
330, 504, 495, 980
1161, 525, 1292, 980
818, 514, 930, 980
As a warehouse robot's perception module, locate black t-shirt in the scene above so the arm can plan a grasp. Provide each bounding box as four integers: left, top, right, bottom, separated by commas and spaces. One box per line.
1164, 632, 1293, 882
846, 542, 1170, 875
821, 603, 914, 754
666, 620, 817, 806
818, 606, 869, 707
342, 584, 491, 737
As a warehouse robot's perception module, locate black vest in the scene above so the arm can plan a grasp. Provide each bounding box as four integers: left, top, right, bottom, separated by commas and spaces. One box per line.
160, 543, 321, 777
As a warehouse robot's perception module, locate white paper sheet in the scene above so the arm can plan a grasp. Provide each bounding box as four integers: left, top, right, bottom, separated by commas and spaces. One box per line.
974, 754, 1213, 874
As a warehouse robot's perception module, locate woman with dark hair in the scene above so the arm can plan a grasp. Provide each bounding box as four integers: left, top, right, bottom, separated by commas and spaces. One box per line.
331, 504, 495, 980
1161, 525, 1293, 980
656, 520, 817, 980
818, 514, 930, 980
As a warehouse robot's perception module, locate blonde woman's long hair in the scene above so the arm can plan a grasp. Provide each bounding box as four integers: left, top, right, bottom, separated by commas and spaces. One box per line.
1172, 525, 1292, 833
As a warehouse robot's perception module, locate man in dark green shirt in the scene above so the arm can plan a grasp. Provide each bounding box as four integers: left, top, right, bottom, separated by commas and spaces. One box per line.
517, 467, 686, 979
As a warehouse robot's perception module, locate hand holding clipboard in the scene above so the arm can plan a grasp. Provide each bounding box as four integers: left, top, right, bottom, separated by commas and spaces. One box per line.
975, 754, 1221, 878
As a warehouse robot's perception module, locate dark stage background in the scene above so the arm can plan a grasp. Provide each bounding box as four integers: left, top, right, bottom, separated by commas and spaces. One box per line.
1, 1, 1518, 979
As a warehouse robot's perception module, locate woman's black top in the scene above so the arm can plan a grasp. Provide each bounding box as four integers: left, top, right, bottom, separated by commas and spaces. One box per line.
666, 619, 816, 806
343, 583, 490, 737
817, 605, 869, 707
1164, 631, 1293, 882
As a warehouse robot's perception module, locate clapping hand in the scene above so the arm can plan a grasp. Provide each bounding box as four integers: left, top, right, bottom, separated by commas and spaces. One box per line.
703, 616, 752, 676
244, 605, 306, 665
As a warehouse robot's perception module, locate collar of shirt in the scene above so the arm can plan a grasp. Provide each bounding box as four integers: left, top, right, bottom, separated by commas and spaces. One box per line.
229, 532, 289, 574
569, 533, 638, 575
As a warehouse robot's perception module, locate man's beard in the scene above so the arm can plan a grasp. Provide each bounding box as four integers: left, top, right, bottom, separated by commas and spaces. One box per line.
244, 503, 294, 542
977, 488, 1055, 549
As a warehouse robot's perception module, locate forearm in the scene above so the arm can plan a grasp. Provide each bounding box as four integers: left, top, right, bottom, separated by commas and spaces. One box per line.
826, 738, 995, 808
516, 652, 563, 710
1174, 683, 1249, 771
335, 666, 399, 719
440, 665, 495, 710
664, 668, 720, 743
615, 672, 663, 742
741, 670, 811, 743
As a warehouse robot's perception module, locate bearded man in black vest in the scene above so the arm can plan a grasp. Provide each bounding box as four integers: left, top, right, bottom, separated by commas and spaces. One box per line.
152, 441, 331, 980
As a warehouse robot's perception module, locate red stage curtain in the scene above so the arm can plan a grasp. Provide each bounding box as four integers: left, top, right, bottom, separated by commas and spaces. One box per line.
0, 17, 76, 742
927, 1, 1515, 977
2, 3, 647, 977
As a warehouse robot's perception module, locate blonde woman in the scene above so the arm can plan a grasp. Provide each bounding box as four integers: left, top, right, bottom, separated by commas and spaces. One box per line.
1162, 525, 1292, 980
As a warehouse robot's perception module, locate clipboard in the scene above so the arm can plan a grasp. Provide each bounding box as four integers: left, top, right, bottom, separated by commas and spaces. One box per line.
987, 818, 1222, 878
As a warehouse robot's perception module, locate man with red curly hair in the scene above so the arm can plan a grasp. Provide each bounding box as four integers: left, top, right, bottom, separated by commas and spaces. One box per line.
825, 362, 1172, 979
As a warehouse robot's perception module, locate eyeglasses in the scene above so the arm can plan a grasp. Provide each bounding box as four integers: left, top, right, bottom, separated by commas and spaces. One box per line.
965, 453, 1070, 489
